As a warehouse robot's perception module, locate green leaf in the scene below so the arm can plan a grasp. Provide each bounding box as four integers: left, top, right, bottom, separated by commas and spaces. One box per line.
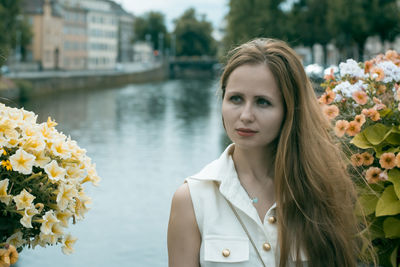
390, 245, 399, 267
388, 169, 400, 199
356, 193, 379, 216
386, 133, 400, 145
376, 185, 400, 216
351, 132, 373, 149
363, 123, 392, 145
383, 217, 400, 238
379, 108, 393, 118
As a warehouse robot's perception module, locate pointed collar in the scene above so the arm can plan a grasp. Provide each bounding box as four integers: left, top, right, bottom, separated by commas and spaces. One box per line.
190, 144, 275, 227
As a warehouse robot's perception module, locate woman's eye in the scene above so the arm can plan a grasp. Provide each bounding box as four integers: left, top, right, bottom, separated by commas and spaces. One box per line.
257, 98, 270, 107
229, 95, 242, 103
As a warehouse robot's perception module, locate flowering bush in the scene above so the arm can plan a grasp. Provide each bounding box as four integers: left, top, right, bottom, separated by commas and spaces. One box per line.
319, 52, 400, 266
0, 103, 100, 259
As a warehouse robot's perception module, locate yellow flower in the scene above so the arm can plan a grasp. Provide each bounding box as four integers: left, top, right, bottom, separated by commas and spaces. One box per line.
0, 179, 11, 205
22, 137, 46, 153
62, 234, 77, 255
13, 189, 36, 210
9, 148, 36, 175
44, 160, 66, 183
1, 160, 12, 171
7, 245, 18, 265
40, 210, 60, 235
56, 183, 78, 211
47, 117, 58, 128
0, 248, 10, 267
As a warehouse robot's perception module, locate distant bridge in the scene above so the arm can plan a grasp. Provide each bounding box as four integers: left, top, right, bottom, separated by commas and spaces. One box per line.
168, 57, 220, 78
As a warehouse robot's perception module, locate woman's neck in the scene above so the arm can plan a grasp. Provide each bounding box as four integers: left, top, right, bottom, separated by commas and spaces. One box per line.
231, 144, 275, 183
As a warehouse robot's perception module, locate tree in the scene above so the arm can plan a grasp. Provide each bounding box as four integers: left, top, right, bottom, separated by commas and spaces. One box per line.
0, 0, 31, 67
224, 0, 288, 52
173, 8, 216, 57
133, 11, 168, 51
370, 0, 400, 46
327, 0, 372, 61
289, 0, 331, 65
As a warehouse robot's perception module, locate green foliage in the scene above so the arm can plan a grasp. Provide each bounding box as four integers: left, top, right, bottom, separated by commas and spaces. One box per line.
224, 0, 287, 50
173, 8, 216, 57
0, 0, 31, 67
133, 11, 169, 51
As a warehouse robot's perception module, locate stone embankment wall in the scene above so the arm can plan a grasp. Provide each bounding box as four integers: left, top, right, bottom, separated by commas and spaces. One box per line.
1, 63, 168, 101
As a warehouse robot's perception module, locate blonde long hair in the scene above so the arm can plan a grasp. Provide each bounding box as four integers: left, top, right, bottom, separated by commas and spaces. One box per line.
220, 38, 373, 267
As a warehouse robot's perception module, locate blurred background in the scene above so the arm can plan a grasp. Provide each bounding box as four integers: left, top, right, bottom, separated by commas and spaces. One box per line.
0, 0, 399, 266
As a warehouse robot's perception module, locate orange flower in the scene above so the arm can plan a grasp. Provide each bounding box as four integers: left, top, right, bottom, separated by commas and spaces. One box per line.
364, 60, 373, 74
319, 91, 336, 105
334, 120, 349, 137
346, 121, 361, 136
396, 153, 400, 168
369, 109, 381, 121
322, 105, 339, 120
379, 152, 396, 169
354, 114, 366, 126
352, 90, 368, 105
385, 50, 399, 62
365, 167, 382, 184
361, 152, 374, 166
7, 245, 18, 265
372, 97, 386, 110
371, 67, 385, 81
324, 69, 335, 81
377, 85, 386, 94
351, 153, 364, 166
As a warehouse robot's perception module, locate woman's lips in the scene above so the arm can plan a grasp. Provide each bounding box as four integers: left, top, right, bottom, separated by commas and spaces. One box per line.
236, 128, 257, 137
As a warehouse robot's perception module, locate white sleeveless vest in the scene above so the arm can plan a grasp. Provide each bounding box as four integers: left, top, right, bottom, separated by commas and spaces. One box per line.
186, 144, 308, 267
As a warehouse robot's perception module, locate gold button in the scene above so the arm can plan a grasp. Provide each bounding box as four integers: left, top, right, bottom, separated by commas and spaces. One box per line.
268, 216, 276, 224
263, 242, 271, 251
222, 249, 230, 257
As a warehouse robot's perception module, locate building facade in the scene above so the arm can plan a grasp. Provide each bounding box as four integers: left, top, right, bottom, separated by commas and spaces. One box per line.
60, 3, 88, 70
22, 0, 64, 70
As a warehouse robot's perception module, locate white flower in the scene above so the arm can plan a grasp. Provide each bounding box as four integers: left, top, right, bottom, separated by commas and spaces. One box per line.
20, 205, 39, 228
40, 210, 60, 235
50, 139, 71, 159
9, 148, 36, 175
339, 59, 367, 78
56, 183, 78, 211
32, 150, 51, 168
376, 61, 400, 83
44, 160, 66, 182
333, 80, 367, 98
6, 231, 25, 248
62, 234, 77, 255
0, 178, 11, 205
13, 189, 36, 210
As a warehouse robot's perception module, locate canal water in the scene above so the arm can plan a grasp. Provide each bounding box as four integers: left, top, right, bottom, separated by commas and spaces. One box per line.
12, 78, 230, 267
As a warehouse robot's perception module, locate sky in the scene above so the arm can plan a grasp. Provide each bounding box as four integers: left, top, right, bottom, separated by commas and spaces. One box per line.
114, 0, 229, 40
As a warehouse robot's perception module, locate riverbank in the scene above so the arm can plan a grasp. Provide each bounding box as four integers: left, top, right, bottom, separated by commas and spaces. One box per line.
0, 62, 169, 101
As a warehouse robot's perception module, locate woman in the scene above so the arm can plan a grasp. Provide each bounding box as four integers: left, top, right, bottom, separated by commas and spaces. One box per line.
168, 38, 371, 267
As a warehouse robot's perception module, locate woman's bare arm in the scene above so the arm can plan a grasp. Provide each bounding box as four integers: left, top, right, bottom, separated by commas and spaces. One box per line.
167, 183, 201, 267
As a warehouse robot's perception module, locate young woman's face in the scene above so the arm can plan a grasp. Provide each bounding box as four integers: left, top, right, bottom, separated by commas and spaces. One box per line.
222, 64, 285, 150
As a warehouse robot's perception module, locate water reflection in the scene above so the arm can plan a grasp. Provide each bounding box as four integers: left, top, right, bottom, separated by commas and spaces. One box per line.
12, 78, 227, 267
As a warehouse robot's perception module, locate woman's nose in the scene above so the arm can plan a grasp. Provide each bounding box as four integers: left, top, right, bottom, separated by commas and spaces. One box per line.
239, 103, 255, 122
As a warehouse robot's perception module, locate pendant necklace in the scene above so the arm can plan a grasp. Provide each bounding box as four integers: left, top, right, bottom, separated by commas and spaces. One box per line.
240, 181, 258, 204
